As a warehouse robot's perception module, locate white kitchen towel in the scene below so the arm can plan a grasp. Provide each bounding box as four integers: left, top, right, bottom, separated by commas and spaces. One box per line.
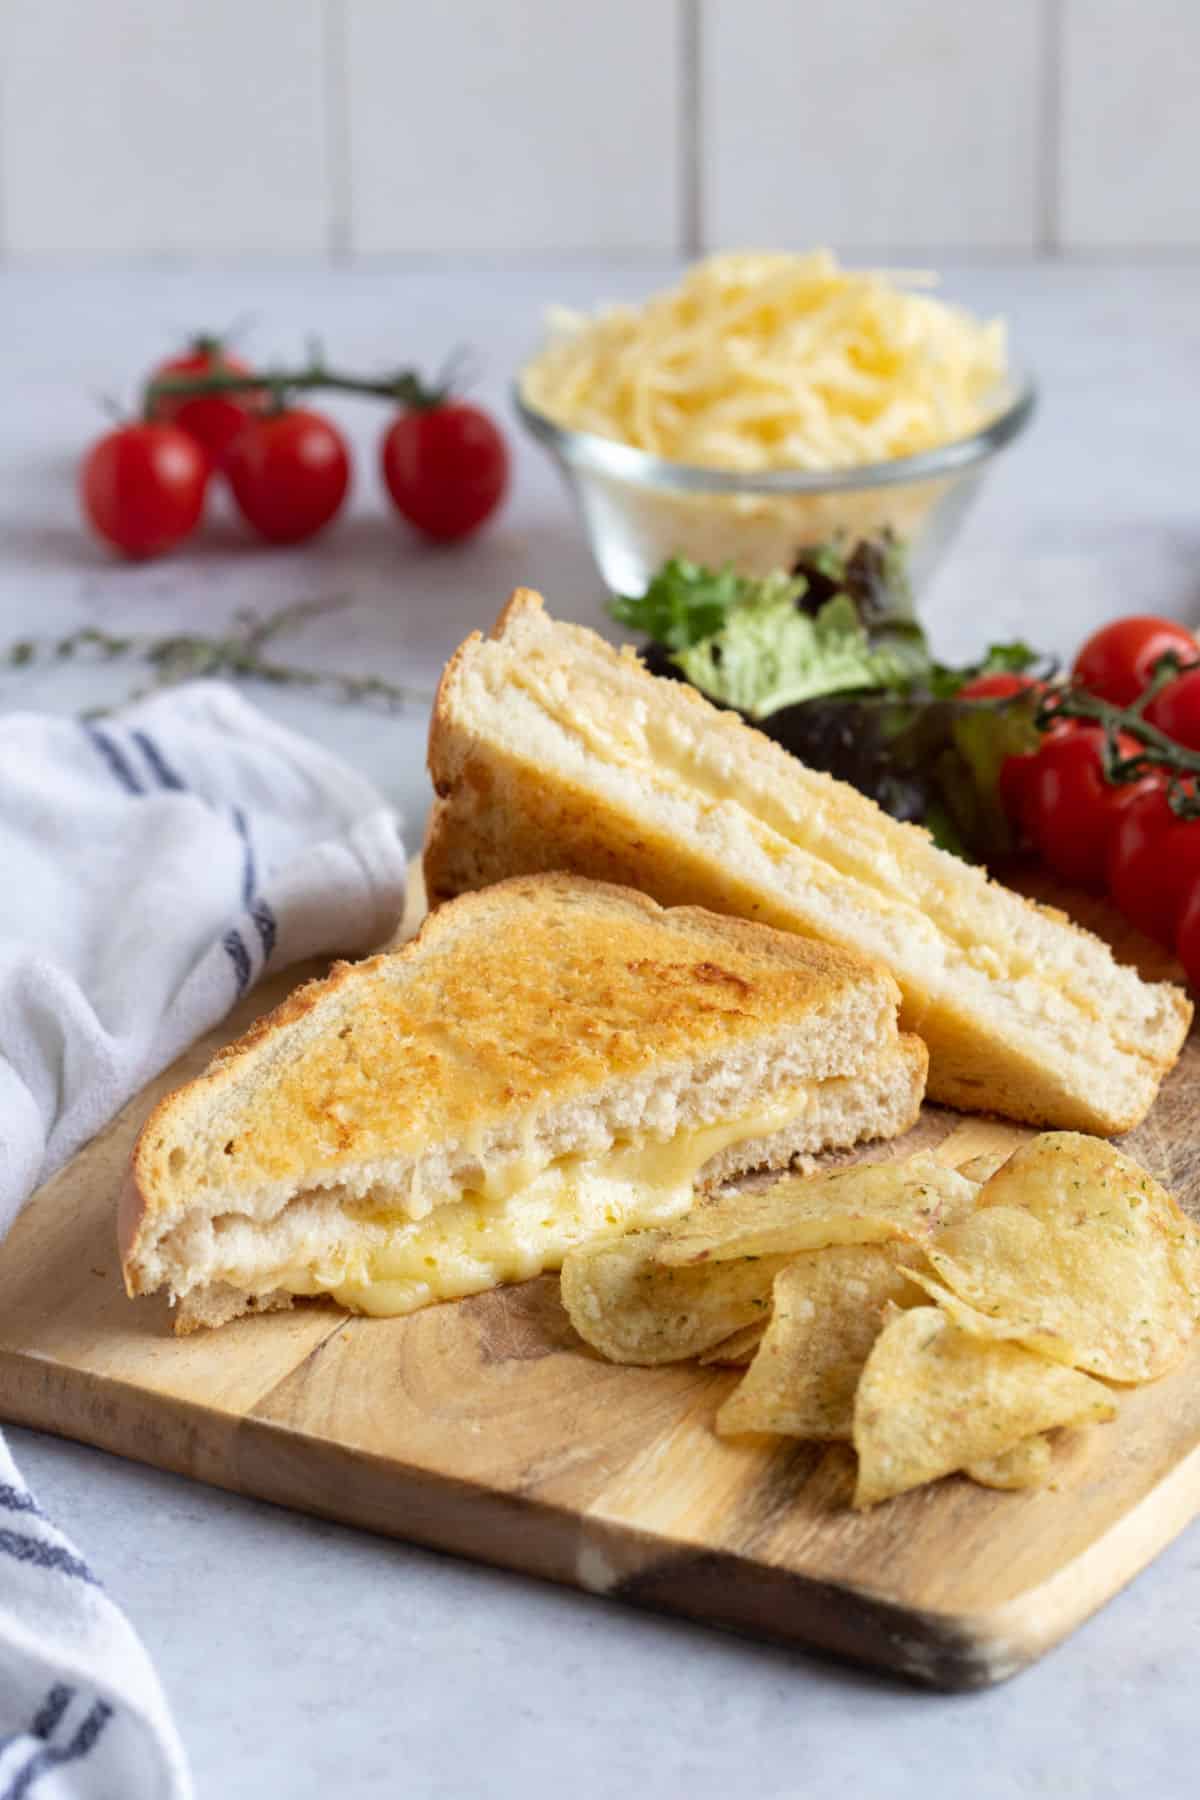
0, 679, 408, 1799
0, 1437, 193, 1800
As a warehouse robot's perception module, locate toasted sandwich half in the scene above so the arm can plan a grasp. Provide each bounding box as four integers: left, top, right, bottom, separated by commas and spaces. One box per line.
425, 592, 1191, 1135
121, 874, 925, 1331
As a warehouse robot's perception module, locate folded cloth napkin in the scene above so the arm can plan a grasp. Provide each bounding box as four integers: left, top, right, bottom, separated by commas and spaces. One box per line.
0, 680, 407, 1799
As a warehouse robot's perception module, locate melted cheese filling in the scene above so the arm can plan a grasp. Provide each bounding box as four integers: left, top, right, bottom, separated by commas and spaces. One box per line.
249, 1089, 813, 1318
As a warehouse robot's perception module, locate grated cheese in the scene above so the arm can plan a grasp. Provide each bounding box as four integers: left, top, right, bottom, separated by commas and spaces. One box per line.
521, 250, 1009, 474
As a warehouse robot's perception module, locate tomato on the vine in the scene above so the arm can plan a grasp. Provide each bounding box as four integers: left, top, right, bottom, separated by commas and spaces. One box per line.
1072, 615, 1196, 707
381, 402, 508, 542
149, 338, 261, 469
1145, 666, 1200, 752
226, 408, 350, 544
1106, 781, 1200, 946
1021, 726, 1150, 888
80, 422, 209, 559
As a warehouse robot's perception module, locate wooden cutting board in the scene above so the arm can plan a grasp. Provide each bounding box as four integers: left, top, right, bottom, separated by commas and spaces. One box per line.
2, 870, 1199, 1692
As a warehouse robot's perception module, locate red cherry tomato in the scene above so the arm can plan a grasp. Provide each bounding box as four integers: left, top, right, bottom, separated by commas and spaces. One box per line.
149, 339, 261, 470
80, 422, 209, 560
1145, 666, 1200, 751
1072, 615, 1196, 707
226, 409, 350, 545
380, 402, 509, 542
1174, 880, 1200, 990
957, 672, 1040, 701
1022, 726, 1150, 888
1107, 781, 1200, 946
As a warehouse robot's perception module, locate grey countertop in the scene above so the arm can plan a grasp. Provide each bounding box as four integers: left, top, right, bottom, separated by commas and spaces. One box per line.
3, 260, 1200, 1798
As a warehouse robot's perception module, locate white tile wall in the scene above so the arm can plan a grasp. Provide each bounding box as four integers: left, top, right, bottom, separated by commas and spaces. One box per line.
1061, 0, 1200, 248
702, 0, 1042, 251
344, 0, 682, 254
1, 0, 331, 255
0, 0, 1195, 258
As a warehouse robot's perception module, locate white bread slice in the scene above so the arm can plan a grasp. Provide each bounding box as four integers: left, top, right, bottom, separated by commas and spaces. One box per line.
122, 874, 925, 1331
425, 591, 1192, 1135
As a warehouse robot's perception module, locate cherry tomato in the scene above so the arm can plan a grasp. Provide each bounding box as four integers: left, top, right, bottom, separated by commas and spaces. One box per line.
380, 402, 508, 542
1072, 615, 1196, 707
149, 338, 261, 470
1022, 726, 1150, 888
226, 408, 350, 545
1107, 781, 1200, 945
957, 672, 1040, 701
1145, 666, 1200, 751
80, 422, 209, 559
1174, 879, 1200, 990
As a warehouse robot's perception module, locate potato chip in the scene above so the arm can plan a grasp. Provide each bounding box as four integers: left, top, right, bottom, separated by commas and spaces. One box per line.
655, 1154, 977, 1267
698, 1321, 768, 1367
965, 1434, 1053, 1491
852, 1305, 1116, 1509
560, 1228, 787, 1365
716, 1245, 926, 1441
926, 1133, 1200, 1382
956, 1150, 1013, 1185
901, 1261, 1059, 1348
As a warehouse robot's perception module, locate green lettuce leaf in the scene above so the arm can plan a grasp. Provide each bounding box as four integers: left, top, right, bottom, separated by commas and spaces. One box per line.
609, 558, 743, 652
674, 588, 918, 719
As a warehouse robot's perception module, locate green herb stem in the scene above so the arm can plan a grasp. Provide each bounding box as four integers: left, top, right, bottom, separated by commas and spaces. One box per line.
1, 597, 435, 717
144, 362, 445, 419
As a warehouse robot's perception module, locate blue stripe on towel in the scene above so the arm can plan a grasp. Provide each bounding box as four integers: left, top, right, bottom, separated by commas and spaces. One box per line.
82, 725, 145, 795
231, 806, 257, 907
0, 1486, 43, 1520
250, 898, 277, 963
223, 929, 252, 996
29, 1688, 72, 1744
1, 1701, 113, 1800
0, 1528, 98, 1587
130, 728, 186, 792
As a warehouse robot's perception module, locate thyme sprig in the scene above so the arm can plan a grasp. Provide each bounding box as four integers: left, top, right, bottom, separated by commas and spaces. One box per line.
0, 596, 434, 717
1036, 652, 1200, 818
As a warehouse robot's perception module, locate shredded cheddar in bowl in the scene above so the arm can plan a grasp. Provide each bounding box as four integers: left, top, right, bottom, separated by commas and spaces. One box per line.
520, 250, 1009, 474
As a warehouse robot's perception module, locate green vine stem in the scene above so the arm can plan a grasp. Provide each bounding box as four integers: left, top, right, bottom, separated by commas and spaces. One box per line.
1035, 652, 1200, 816
142, 347, 474, 419
1, 596, 436, 718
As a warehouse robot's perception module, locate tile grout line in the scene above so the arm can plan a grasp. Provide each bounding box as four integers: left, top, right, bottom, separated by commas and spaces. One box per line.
680, 0, 703, 256
323, 0, 352, 262
1037, 0, 1065, 257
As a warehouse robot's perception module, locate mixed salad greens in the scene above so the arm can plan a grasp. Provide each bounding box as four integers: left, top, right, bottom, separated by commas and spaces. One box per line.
611, 536, 1044, 860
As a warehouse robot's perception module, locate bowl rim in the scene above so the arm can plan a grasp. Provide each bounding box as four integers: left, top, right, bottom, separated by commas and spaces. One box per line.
513, 364, 1037, 495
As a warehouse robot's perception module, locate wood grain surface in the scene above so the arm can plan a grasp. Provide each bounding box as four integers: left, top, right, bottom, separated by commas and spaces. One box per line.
2, 870, 1199, 1690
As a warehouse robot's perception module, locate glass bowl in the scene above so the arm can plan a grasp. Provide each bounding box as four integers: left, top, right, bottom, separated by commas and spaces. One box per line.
514, 369, 1036, 599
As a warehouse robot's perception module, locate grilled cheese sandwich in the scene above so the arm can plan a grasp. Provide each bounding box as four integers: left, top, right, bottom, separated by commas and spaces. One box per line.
122, 874, 926, 1330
